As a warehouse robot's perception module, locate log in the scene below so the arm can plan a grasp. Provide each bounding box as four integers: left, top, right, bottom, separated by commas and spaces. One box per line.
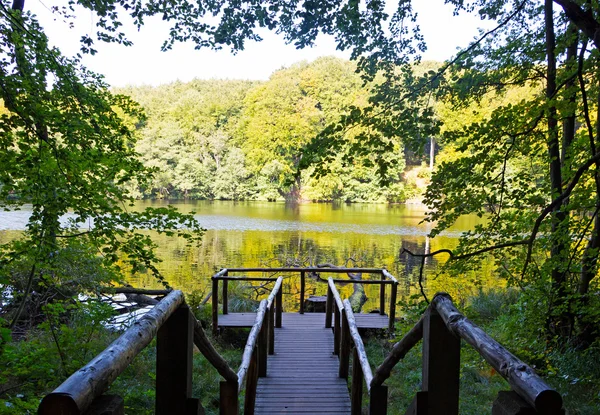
38, 291, 185, 414
343, 299, 373, 390
237, 300, 267, 390
432, 293, 563, 414
371, 316, 424, 388
192, 316, 238, 383
125, 293, 159, 306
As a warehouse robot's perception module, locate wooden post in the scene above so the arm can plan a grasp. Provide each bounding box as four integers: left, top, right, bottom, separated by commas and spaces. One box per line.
244, 347, 259, 415
156, 305, 194, 415
422, 306, 460, 415
339, 308, 350, 378
269, 304, 275, 355
404, 391, 428, 415
325, 284, 333, 328
259, 310, 268, 377
351, 347, 363, 415
300, 271, 306, 314
212, 278, 219, 336
333, 302, 341, 355
220, 381, 238, 415
223, 279, 229, 315
379, 274, 386, 315
388, 282, 398, 332
276, 286, 282, 328
370, 384, 388, 415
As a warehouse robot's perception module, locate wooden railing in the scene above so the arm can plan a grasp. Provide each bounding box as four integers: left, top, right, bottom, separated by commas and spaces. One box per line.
220, 276, 283, 415
213, 267, 398, 332
327, 279, 388, 414
38, 279, 285, 415
326, 287, 564, 415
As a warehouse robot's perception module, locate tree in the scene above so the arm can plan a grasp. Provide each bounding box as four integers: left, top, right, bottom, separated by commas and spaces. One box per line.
0, 2, 202, 328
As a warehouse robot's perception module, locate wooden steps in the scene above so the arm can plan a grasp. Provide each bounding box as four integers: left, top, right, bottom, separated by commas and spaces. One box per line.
254, 313, 351, 415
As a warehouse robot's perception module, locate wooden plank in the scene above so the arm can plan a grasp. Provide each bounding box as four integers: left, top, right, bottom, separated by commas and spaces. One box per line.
254, 313, 351, 415
218, 312, 389, 330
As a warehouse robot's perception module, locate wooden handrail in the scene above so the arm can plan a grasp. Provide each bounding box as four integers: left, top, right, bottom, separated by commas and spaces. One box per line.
237, 300, 267, 390
343, 299, 374, 390
328, 278, 344, 311
371, 316, 424, 388
381, 269, 398, 283
225, 267, 385, 273
432, 293, 562, 413
39, 290, 185, 414
266, 276, 283, 308
193, 318, 238, 384
213, 276, 279, 282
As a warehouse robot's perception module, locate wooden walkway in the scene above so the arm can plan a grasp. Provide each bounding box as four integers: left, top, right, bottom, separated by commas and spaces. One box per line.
219, 312, 389, 330
254, 313, 351, 414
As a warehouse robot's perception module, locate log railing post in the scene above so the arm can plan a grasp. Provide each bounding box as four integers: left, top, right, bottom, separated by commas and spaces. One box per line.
212, 278, 219, 336
339, 308, 350, 378
258, 310, 269, 377
388, 282, 398, 332
350, 347, 363, 415
244, 347, 259, 415
220, 381, 238, 415
223, 275, 229, 315
269, 304, 275, 355
422, 306, 460, 415
276, 286, 283, 328
156, 305, 196, 415
379, 274, 386, 315
325, 284, 333, 328
369, 384, 388, 415
300, 271, 306, 314
333, 302, 341, 355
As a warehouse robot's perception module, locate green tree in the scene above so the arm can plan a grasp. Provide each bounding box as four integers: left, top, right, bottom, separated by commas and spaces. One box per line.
0, 2, 202, 328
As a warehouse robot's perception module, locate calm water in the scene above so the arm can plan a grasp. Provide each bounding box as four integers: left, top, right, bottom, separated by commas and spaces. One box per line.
0, 200, 498, 310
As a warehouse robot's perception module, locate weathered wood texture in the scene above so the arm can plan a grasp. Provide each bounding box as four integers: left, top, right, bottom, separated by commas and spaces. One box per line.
254, 313, 351, 415
432, 293, 563, 414
218, 312, 389, 330
422, 305, 460, 415
343, 300, 373, 390
193, 316, 238, 383
156, 304, 194, 415
226, 267, 384, 274
372, 316, 423, 387
38, 291, 185, 414
237, 300, 268, 390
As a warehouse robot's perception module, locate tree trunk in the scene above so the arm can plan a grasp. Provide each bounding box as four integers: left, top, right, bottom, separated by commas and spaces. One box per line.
545, 0, 571, 337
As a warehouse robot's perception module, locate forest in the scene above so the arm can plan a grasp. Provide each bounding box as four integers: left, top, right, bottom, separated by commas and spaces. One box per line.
117, 57, 419, 203
1, 0, 600, 413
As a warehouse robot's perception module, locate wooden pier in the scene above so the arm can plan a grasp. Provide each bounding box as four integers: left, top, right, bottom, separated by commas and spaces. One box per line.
38, 267, 565, 415
255, 313, 351, 414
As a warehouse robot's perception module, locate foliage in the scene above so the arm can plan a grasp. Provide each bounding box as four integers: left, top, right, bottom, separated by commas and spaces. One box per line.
124, 58, 416, 202
0, 4, 203, 329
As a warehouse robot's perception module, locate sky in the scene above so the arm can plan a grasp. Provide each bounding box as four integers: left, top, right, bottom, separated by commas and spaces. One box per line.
28, 0, 487, 87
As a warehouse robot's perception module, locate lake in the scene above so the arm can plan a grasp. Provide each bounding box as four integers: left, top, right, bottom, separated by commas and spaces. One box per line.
0, 200, 499, 311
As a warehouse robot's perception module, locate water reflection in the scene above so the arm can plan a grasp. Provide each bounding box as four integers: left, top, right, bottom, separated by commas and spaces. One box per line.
0, 200, 499, 309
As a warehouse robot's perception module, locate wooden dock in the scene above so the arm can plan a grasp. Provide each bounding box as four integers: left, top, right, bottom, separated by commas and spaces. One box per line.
254, 313, 351, 414
218, 312, 389, 330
